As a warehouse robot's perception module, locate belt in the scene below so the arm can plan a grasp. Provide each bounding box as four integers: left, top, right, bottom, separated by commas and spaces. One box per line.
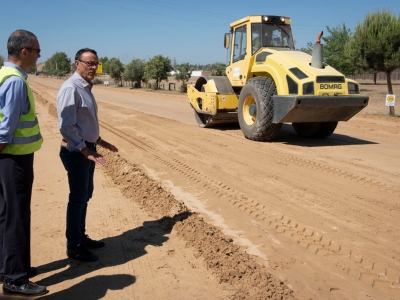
85, 141, 96, 147
61, 140, 97, 147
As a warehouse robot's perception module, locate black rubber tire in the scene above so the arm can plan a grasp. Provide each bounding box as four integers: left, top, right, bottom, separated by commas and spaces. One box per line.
238, 77, 282, 141
292, 121, 338, 139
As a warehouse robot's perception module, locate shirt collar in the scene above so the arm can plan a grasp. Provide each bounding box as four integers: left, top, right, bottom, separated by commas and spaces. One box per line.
4, 62, 28, 79
72, 72, 93, 89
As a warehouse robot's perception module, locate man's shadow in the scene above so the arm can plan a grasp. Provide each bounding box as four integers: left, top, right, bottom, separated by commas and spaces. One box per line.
35, 211, 192, 288
38, 274, 135, 300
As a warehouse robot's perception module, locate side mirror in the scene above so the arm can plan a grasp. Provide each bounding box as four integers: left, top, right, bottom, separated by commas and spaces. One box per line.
224, 33, 230, 49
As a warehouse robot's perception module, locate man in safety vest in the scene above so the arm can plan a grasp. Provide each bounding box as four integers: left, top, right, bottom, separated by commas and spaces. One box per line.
0, 30, 47, 297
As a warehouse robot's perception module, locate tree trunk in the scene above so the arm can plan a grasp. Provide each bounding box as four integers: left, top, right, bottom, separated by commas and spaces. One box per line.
386, 71, 395, 116
373, 73, 377, 85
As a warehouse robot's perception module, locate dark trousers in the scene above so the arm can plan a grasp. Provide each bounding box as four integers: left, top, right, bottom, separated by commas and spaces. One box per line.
0, 153, 34, 285
59, 144, 95, 249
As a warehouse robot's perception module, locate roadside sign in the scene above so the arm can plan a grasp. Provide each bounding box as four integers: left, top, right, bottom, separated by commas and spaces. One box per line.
96, 62, 103, 74
386, 94, 395, 106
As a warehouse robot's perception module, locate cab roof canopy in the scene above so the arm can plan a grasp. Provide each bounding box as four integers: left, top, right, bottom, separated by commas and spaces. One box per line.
230, 15, 291, 28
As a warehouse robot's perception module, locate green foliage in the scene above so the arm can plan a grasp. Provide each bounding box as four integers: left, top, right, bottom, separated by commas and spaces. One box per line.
92, 77, 103, 85
122, 58, 146, 88
299, 25, 356, 75
299, 42, 313, 55
346, 10, 400, 74
144, 55, 172, 90
42, 52, 71, 76
99, 56, 110, 73
174, 63, 191, 93
211, 63, 227, 76
27, 66, 37, 74
0, 54, 4, 67
323, 23, 357, 75
346, 9, 400, 115
108, 58, 124, 85
188, 62, 225, 71
172, 57, 177, 70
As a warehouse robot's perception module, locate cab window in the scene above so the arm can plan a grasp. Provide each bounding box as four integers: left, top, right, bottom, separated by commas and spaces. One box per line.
233, 25, 247, 62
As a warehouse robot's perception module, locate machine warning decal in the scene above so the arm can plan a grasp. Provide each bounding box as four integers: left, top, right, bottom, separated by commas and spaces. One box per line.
233, 67, 240, 77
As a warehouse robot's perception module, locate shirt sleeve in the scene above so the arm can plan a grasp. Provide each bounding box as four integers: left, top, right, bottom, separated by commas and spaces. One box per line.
0, 77, 28, 144
56, 86, 86, 150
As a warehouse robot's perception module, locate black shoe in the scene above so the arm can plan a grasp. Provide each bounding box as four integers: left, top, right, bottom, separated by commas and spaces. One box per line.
82, 235, 105, 248
3, 281, 48, 296
67, 244, 98, 262
0, 267, 38, 283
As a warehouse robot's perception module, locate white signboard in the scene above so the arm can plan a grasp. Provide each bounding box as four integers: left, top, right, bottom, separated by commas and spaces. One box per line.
386, 94, 396, 106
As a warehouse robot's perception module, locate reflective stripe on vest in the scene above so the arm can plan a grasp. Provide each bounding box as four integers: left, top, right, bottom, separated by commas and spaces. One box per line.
0, 67, 43, 154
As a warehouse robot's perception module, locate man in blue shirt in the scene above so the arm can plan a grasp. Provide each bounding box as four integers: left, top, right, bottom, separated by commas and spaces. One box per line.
0, 30, 47, 296
57, 48, 118, 262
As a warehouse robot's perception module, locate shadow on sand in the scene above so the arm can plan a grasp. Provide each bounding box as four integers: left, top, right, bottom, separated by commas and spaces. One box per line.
35, 211, 192, 297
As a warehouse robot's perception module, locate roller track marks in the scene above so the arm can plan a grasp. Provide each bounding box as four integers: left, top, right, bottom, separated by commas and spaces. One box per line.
276, 152, 399, 196
98, 120, 400, 295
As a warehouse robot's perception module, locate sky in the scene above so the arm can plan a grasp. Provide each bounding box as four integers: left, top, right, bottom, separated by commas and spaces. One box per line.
0, 0, 399, 66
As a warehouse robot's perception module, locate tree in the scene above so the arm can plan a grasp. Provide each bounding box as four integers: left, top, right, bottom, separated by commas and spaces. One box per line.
299, 24, 356, 75
0, 54, 4, 68
346, 10, 400, 116
42, 52, 71, 76
211, 63, 227, 76
323, 23, 357, 75
99, 56, 109, 74
108, 58, 124, 86
122, 58, 146, 88
172, 57, 177, 70
299, 42, 313, 55
27, 66, 37, 74
144, 55, 172, 90
174, 63, 191, 93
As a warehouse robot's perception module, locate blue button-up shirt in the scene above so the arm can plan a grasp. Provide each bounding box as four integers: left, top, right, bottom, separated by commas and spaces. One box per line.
0, 62, 31, 144
56, 72, 99, 151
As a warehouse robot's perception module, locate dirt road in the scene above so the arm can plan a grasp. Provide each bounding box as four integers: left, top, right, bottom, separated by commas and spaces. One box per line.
21, 76, 400, 300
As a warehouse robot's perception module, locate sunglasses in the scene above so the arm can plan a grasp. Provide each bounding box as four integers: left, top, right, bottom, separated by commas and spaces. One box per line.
78, 60, 99, 68
25, 47, 41, 54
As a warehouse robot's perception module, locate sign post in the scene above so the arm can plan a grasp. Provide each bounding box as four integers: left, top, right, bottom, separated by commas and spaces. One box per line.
96, 62, 103, 74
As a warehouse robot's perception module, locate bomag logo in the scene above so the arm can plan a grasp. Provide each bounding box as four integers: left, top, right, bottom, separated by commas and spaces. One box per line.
320, 84, 342, 89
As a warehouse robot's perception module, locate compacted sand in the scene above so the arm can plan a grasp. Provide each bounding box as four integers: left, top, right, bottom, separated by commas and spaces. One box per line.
21, 76, 399, 300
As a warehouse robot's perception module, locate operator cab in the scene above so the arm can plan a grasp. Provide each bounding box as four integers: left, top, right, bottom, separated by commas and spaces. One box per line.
224, 15, 295, 65
251, 22, 294, 54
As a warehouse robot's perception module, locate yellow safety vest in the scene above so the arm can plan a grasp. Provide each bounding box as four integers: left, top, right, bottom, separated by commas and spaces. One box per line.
0, 66, 43, 154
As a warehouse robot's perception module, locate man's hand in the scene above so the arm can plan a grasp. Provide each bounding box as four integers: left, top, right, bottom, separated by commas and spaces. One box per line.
80, 147, 107, 165
0, 143, 7, 152
98, 140, 118, 152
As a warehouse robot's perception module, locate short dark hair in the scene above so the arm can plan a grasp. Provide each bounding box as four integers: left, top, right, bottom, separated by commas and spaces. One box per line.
75, 48, 98, 61
7, 30, 37, 58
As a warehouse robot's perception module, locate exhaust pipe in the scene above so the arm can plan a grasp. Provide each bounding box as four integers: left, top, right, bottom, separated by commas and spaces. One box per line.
311, 31, 323, 69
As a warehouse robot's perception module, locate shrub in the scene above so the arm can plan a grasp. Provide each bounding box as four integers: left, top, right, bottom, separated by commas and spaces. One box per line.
92, 78, 103, 85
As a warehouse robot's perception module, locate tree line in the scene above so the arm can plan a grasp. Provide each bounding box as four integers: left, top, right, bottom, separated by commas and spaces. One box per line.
1, 10, 398, 112
299, 9, 400, 115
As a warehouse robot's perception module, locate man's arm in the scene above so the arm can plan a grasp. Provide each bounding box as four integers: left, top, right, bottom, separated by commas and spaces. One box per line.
98, 138, 118, 152
80, 147, 108, 165
0, 78, 28, 149
79, 138, 118, 166
56, 87, 86, 151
